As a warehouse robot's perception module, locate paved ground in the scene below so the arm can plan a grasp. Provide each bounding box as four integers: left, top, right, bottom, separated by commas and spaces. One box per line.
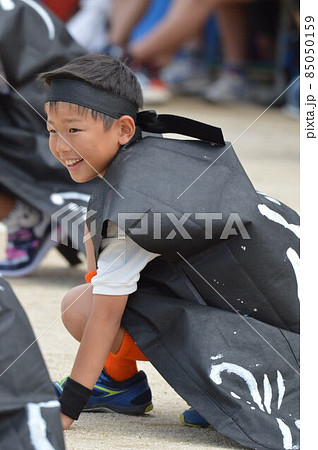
0, 97, 299, 450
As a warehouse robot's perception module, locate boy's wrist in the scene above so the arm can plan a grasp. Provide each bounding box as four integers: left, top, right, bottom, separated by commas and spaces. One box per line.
61, 412, 74, 430
59, 377, 92, 420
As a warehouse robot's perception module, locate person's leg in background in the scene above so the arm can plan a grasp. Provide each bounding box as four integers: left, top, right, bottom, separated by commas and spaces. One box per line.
204, 1, 250, 102
107, 0, 173, 104
109, 0, 152, 48
219, 3, 248, 68
119, 0, 216, 104
128, 0, 218, 63
127, 0, 252, 103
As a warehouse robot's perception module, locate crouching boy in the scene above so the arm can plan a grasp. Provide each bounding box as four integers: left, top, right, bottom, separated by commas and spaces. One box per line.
40, 54, 299, 450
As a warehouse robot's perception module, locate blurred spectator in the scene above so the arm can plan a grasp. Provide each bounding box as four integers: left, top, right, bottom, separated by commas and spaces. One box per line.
123, 0, 298, 105
42, 0, 248, 104
106, 0, 173, 104
104, 0, 252, 103
40, 0, 171, 103
40, 0, 299, 107
67, 0, 112, 52
125, 0, 280, 103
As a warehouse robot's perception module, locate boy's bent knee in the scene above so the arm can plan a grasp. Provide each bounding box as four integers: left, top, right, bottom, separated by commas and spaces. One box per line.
60, 284, 93, 340
61, 288, 76, 315
61, 283, 90, 315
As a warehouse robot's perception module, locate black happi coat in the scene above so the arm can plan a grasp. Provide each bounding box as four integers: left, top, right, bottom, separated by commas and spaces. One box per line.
0, 0, 97, 251
87, 131, 300, 450
0, 277, 65, 450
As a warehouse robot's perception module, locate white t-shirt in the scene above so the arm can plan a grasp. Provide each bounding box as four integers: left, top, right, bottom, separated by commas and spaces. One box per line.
91, 221, 159, 296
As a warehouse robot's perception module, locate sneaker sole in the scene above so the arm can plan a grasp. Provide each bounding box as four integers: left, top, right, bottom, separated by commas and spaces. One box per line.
83, 402, 153, 415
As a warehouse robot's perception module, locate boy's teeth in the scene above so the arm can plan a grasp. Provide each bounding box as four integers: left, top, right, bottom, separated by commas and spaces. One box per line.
66, 159, 82, 166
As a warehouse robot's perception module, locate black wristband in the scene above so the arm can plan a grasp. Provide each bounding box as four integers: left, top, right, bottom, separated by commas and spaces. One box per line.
59, 377, 92, 420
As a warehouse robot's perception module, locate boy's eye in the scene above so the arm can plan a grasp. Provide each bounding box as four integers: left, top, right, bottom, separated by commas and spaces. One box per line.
48, 129, 57, 134
69, 128, 80, 133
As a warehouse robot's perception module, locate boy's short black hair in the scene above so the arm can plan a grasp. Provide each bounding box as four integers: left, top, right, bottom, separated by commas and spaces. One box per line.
39, 53, 143, 130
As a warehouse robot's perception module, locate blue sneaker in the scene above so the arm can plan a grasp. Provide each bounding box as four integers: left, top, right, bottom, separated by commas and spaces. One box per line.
179, 407, 211, 428
53, 370, 153, 415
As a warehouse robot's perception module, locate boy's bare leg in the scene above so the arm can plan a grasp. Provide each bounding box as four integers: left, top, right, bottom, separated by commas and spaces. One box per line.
129, 0, 252, 64
218, 3, 248, 66
61, 283, 125, 353
110, 0, 151, 46
0, 191, 15, 220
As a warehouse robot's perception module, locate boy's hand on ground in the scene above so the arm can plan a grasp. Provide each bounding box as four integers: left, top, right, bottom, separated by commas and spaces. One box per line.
61, 412, 74, 430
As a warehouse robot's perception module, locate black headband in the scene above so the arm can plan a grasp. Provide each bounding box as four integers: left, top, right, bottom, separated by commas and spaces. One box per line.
46, 79, 138, 120
45, 79, 225, 145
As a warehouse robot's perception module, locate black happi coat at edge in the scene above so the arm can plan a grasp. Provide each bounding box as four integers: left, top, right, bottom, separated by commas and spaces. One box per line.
87, 133, 300, 450
0, 277, 65, 450
0, 0, 98, 252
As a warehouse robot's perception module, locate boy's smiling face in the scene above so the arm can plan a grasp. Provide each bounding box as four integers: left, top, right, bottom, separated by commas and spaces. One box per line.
46, 102, 135, 183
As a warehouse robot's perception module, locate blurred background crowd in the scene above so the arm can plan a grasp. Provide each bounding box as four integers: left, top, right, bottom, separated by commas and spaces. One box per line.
41, 0, 300, 115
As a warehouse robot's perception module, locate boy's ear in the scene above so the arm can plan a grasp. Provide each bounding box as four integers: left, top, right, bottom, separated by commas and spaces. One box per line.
118, 115, 136, 145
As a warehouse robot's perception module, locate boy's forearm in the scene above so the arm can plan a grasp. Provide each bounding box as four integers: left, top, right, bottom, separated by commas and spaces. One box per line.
70, 313, 120, 389
70, 293, 128, 390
